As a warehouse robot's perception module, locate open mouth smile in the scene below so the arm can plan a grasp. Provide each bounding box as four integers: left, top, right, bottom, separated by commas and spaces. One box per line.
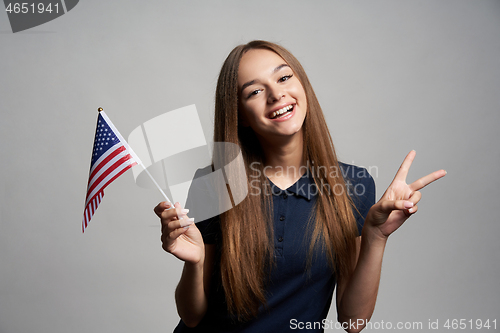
269, 104, 294, 119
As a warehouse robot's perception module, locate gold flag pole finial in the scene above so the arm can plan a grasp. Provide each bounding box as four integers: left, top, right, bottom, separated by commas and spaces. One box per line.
98, 107, 103, 113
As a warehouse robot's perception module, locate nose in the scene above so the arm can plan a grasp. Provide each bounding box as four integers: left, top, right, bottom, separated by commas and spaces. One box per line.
267, 86, 285, 104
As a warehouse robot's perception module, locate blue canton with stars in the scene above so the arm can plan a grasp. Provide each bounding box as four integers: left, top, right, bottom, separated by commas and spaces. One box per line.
91, 113, 121, 166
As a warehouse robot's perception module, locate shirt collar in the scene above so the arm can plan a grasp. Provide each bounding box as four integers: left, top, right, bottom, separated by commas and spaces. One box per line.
267, 171, 314, 201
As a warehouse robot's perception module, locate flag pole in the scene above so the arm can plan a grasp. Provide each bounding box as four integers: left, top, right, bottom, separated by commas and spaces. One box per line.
98, 107, 174, 206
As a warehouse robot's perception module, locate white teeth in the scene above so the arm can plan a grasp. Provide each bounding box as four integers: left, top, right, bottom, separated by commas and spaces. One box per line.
271, 105, 293, 119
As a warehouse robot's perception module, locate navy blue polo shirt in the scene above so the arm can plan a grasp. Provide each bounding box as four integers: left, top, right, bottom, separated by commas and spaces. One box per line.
175, 163, 375, 333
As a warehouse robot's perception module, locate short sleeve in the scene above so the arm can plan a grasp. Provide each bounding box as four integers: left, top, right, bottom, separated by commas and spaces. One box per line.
184, 166, 222, 244
194, 215, 221, 244
340, 163, 376, 236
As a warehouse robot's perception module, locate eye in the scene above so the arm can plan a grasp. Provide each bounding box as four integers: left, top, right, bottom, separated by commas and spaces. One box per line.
278, 74, 293, 82
247, 89, 262, 98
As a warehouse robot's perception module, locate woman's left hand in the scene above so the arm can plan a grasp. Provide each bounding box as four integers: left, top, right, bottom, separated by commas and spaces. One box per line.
364, 150, 446, 241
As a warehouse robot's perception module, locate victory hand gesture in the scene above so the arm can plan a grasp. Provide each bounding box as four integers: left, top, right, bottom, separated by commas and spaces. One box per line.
365, 150, 446, 240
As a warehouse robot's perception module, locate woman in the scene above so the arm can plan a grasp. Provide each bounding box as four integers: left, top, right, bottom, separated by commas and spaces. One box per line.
154, 40, 446, 332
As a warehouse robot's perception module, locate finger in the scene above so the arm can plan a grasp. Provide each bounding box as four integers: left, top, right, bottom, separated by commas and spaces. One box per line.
409, 169, 447, 191
163, 215, 195, 233
161, 227, 190, 251
408, 190, 422, 205
404, 191, 422, 216
168, 216, 195, 232
379, 199, 415, 214
174, 202, 190, 221
154, 201, 172, 217
393, 150, 416, 183
159, 202, 189, 223
407, 204, 418, 215
160, 206, 180, 223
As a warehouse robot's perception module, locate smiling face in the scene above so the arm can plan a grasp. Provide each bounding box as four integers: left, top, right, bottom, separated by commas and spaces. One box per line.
237, 48, 307, 143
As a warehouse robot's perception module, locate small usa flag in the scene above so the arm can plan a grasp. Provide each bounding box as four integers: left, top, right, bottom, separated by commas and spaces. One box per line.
82, 110, 141, 232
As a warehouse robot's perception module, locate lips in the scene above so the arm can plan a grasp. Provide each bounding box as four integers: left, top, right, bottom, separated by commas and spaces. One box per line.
268, 104, 294, 119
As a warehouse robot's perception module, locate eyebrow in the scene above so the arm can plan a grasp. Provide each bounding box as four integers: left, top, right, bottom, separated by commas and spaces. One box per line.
240, 63, 290, 93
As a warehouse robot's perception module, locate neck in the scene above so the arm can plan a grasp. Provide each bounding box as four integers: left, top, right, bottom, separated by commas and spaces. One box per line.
258, 131, 306, 189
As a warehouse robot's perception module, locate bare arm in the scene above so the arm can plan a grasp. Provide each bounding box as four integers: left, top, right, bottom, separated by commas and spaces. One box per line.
336, 151, 446, 333
336, 234, 386, 333
154, 202, 214, 327
175, 244, 214, 327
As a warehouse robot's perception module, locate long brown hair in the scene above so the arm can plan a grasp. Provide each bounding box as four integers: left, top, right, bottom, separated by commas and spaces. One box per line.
213, 40, 358, 321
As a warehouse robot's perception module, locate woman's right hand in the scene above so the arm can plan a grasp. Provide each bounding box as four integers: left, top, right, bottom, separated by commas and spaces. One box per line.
154, 202, 205, 265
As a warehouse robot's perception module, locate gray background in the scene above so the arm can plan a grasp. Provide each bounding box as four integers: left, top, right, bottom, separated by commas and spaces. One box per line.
1, 1, 499, 332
